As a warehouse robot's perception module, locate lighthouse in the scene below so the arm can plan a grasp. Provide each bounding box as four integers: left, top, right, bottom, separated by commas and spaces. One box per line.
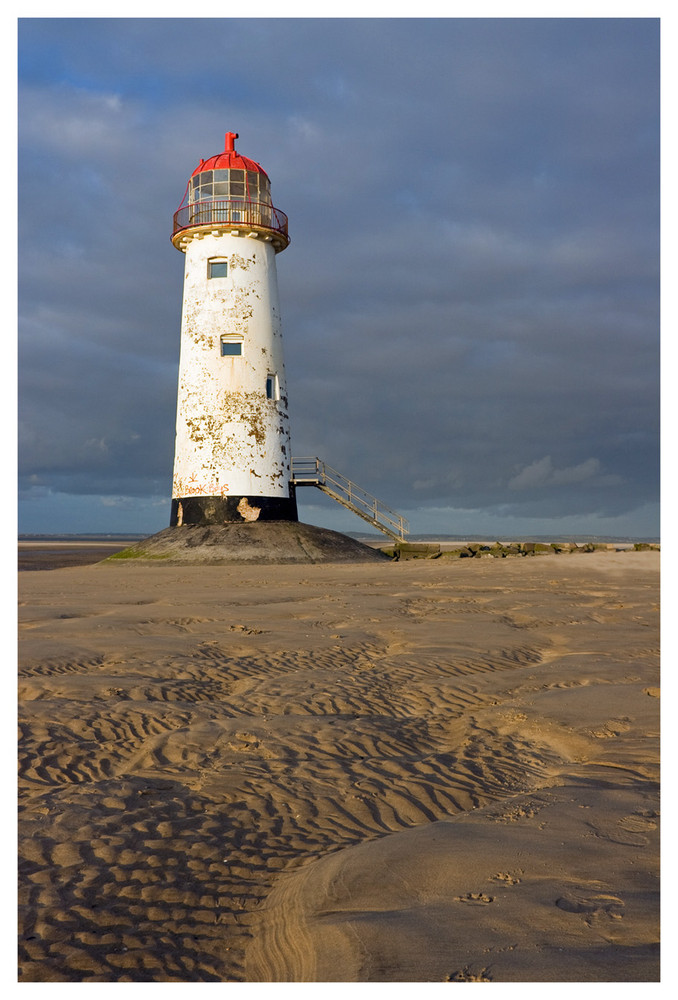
111, 132, 409, 565
111, 131, 406, 562
169, 131, 297, 527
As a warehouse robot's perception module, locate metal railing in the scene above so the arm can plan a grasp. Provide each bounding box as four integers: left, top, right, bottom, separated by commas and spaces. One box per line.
172, 198, 289, 243
291, 457, 409, 542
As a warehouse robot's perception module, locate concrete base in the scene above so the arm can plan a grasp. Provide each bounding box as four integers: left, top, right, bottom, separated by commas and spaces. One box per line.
104, 522, 389, 565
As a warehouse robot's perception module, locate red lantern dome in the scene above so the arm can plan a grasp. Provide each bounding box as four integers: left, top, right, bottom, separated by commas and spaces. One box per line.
172, 131, 289, 252
190, 132, 269, 179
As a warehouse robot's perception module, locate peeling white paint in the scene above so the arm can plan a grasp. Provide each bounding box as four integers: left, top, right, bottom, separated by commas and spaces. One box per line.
172, 231, 292, 500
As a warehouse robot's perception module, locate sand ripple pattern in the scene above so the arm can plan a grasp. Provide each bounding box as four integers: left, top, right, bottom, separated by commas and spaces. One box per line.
18, 556, 659, 981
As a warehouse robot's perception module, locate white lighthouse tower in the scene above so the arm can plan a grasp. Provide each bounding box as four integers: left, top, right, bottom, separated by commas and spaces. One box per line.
169, 131, 297, 526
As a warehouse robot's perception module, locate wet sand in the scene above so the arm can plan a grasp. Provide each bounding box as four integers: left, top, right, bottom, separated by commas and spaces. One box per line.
18, 550, 659, 982
18, 540, 139, 572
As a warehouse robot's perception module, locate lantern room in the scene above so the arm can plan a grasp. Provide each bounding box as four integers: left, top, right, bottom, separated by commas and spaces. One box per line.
172, 132, 289, 252
188, 131, 271, 207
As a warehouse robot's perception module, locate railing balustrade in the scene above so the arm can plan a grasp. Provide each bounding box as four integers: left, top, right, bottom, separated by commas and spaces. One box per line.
173, 199, 289, 242
291, 457, 409, 541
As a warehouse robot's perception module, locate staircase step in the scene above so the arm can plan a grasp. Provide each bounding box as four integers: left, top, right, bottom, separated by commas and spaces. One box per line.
291, 457, 408, 541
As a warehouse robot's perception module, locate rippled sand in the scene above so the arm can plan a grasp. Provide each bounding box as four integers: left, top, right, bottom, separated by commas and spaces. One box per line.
18, 550, 659, 982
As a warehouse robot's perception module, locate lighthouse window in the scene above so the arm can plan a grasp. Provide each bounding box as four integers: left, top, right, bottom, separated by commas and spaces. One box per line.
190, 168, 271, 208
247, 172, 270, 204
220, 335, 243, 357
190, 172, 213, 201
208, 260, 228, 279
266, 374, 279, 400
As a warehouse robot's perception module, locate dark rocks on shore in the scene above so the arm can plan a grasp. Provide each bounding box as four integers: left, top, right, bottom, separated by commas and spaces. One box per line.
380, 540, 659, 561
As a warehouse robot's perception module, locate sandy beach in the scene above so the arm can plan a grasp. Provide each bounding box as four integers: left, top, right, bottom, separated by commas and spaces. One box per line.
18, 548, 660, 982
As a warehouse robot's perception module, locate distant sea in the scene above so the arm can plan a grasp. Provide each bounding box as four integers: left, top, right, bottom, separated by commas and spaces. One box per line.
19, 534, 147, 542
18, 532, 660, 545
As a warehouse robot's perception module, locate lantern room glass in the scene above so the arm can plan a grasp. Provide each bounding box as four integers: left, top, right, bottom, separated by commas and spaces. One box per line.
189, 170, 271, 206
182, 166, 275, 231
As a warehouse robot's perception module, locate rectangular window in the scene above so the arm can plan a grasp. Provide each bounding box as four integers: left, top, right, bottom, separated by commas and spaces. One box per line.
221, 336, 242, 357
266, 374, 279, 400
247, 171, 259, 199
208, 260, 228, 279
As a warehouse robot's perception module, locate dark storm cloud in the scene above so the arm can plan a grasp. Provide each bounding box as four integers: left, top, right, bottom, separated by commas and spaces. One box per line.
18, 18, 659, 534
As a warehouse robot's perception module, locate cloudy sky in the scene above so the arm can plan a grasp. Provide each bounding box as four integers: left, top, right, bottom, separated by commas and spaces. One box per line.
17, 15, 660, 537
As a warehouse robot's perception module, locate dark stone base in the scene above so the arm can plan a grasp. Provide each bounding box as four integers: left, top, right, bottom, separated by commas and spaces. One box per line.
104, 522, 389, 564
170, 493, 298, 527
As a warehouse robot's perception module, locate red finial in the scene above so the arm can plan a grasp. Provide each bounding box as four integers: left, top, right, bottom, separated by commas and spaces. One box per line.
224, 132, 239, 153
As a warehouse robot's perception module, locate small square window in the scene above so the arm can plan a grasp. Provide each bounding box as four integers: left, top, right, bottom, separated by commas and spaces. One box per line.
221, 337, 242, 357
208, 261, 228, 279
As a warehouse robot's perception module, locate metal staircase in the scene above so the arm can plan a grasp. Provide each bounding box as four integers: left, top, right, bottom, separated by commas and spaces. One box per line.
291, 457, 409, 542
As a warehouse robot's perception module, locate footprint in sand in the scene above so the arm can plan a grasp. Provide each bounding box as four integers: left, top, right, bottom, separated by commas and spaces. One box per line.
490, 872, 522, 885
455, 892, 494, 904
556, 890, 624, 919
447, 966, 493, 981
618, 812, 658, 833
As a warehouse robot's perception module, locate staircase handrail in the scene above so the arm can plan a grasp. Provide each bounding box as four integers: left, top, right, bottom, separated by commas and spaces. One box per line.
291, 457, 409, 541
